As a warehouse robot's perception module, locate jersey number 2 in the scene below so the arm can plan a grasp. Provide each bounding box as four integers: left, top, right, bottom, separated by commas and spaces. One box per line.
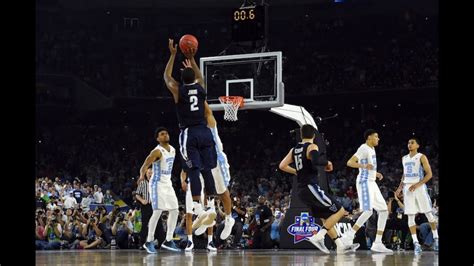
190, 96, 199, 111
294, 154, 303, 170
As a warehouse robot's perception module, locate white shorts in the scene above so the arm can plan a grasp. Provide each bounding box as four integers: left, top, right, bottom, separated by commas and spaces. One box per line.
403, 183, 432, 215
212, 151, 231, 194
357, 179, 388, 212
149, 181, 179, 211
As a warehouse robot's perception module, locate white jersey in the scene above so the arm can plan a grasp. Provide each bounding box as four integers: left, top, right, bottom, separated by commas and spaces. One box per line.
151, 144, 175, 185
354, 143, 377, 182
402, 153, 424, 184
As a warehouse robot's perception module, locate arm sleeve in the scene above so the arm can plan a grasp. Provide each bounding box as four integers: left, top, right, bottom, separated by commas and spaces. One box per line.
309, 149, 328, 170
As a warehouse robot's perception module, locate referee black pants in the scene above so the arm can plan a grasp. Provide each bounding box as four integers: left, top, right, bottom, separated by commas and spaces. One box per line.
140, 203, 166, 246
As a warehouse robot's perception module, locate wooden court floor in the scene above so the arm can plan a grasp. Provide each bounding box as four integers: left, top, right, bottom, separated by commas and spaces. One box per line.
36, 249, 438, 265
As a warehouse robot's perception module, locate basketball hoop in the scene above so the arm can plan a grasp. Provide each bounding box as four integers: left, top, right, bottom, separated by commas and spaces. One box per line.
218, 96, 244, 121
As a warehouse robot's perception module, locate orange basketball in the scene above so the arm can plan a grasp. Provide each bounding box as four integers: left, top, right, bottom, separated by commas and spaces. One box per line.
179, 34, 198, 53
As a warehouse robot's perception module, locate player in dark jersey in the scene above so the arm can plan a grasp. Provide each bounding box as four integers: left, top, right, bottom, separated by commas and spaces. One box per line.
279, 124, 359, 254
163, 39, 235, 251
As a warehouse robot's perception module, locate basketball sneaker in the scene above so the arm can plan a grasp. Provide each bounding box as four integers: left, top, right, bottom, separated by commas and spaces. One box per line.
161, 240, 181, 252
370, 242, 394, 253
220, 215, 235, 240
143, 241, 157, 254
185, 240, 194, 252
340, 232, 355, 246
207, 241, 217, 252
195, 221, 216, 236
201, 208, 217, 227
307, 235, 330, 254
414, 242, 422, 255
192, 208, 210, 229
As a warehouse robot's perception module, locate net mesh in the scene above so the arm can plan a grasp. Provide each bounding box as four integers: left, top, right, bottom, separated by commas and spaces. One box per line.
218, 96, 244, 121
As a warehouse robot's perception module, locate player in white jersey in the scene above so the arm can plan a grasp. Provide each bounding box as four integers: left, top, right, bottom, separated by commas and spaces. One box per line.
138, 127, 180, 254
395, 138, 438, 254
341, 129, 393, 253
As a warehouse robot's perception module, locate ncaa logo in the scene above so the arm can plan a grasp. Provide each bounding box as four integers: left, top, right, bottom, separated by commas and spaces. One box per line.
287, 212, 322, 244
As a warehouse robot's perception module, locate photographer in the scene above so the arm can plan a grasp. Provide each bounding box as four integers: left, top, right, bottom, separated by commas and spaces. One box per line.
95, 206, 113, 246
79, 214, 103, 249
62, 209, 86, 248
35, 209, 48, 249
216, 196, 246, 248
112, 211, 133, 249
37, 213, 62, 250
385, 191, 409, 247
251, 196, 274, 249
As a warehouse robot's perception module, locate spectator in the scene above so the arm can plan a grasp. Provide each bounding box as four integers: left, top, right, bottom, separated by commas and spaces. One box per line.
63, 191, 78, 210
251, 195, 274, 249
104, 189, 114, 205
36, 213, 63, 250
346, 185, 355, 199
216, 196, 246, 248
111, 211, 133, 249
79, 214, 104, 249
94, 187, 104, 204
72, 183, 84, 204
384, 191, 409, 248
270, 209, 283, 248
81, 191, 93, 213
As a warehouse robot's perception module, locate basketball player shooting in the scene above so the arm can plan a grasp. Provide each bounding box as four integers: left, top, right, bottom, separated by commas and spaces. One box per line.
164, 38, 235, 251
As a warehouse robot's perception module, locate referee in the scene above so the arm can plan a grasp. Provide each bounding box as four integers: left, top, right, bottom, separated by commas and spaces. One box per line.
136, 167, 165, 249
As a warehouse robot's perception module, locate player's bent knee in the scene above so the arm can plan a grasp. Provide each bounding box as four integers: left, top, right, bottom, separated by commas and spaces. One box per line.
363, 210, 374, 216
425, 212, 436, 223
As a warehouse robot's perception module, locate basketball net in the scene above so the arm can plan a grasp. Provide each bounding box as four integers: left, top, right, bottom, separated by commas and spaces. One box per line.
218, 96, 244, 121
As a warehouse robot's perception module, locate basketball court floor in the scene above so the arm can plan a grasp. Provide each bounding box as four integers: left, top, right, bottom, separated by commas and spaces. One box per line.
36, 249, 438, 265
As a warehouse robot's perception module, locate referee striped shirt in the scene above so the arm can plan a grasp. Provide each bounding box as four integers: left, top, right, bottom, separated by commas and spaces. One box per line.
136, 179, 150, 203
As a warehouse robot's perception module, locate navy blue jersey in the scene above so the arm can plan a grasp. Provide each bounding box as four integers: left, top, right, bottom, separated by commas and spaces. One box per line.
292, 142, 316, 186
176, 83, 207, 129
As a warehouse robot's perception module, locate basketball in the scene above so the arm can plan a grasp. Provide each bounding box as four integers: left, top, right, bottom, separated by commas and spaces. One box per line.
179, 34, 198, 53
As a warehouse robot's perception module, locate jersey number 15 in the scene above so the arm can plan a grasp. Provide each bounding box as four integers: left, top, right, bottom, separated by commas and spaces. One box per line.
294, 154, 303, 171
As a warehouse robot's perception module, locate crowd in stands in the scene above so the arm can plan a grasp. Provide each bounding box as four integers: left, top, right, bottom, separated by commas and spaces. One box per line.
36, 9, 437, 98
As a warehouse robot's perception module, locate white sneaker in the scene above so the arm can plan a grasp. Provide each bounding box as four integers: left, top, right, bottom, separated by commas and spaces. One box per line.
195, 221, 216, 236
184, 240, 194, 252
192, 210, 210, 229
202, 209, 217, 227
340, 233, 354, 246
349, 243, 360, 252
220, 216, 235, 240
336, 243, 360, 254
207, 241, 217, 252
370, 242, 394, 253
307, 235, 330, 254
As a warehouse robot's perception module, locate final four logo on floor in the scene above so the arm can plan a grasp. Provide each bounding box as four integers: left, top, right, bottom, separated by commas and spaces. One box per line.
287, 212, 322, 244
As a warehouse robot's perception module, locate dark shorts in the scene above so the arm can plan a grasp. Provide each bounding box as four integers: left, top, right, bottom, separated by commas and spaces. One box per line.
179, 125, 217, 170
298, 183, 342, 219
180, 125, 217, 196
